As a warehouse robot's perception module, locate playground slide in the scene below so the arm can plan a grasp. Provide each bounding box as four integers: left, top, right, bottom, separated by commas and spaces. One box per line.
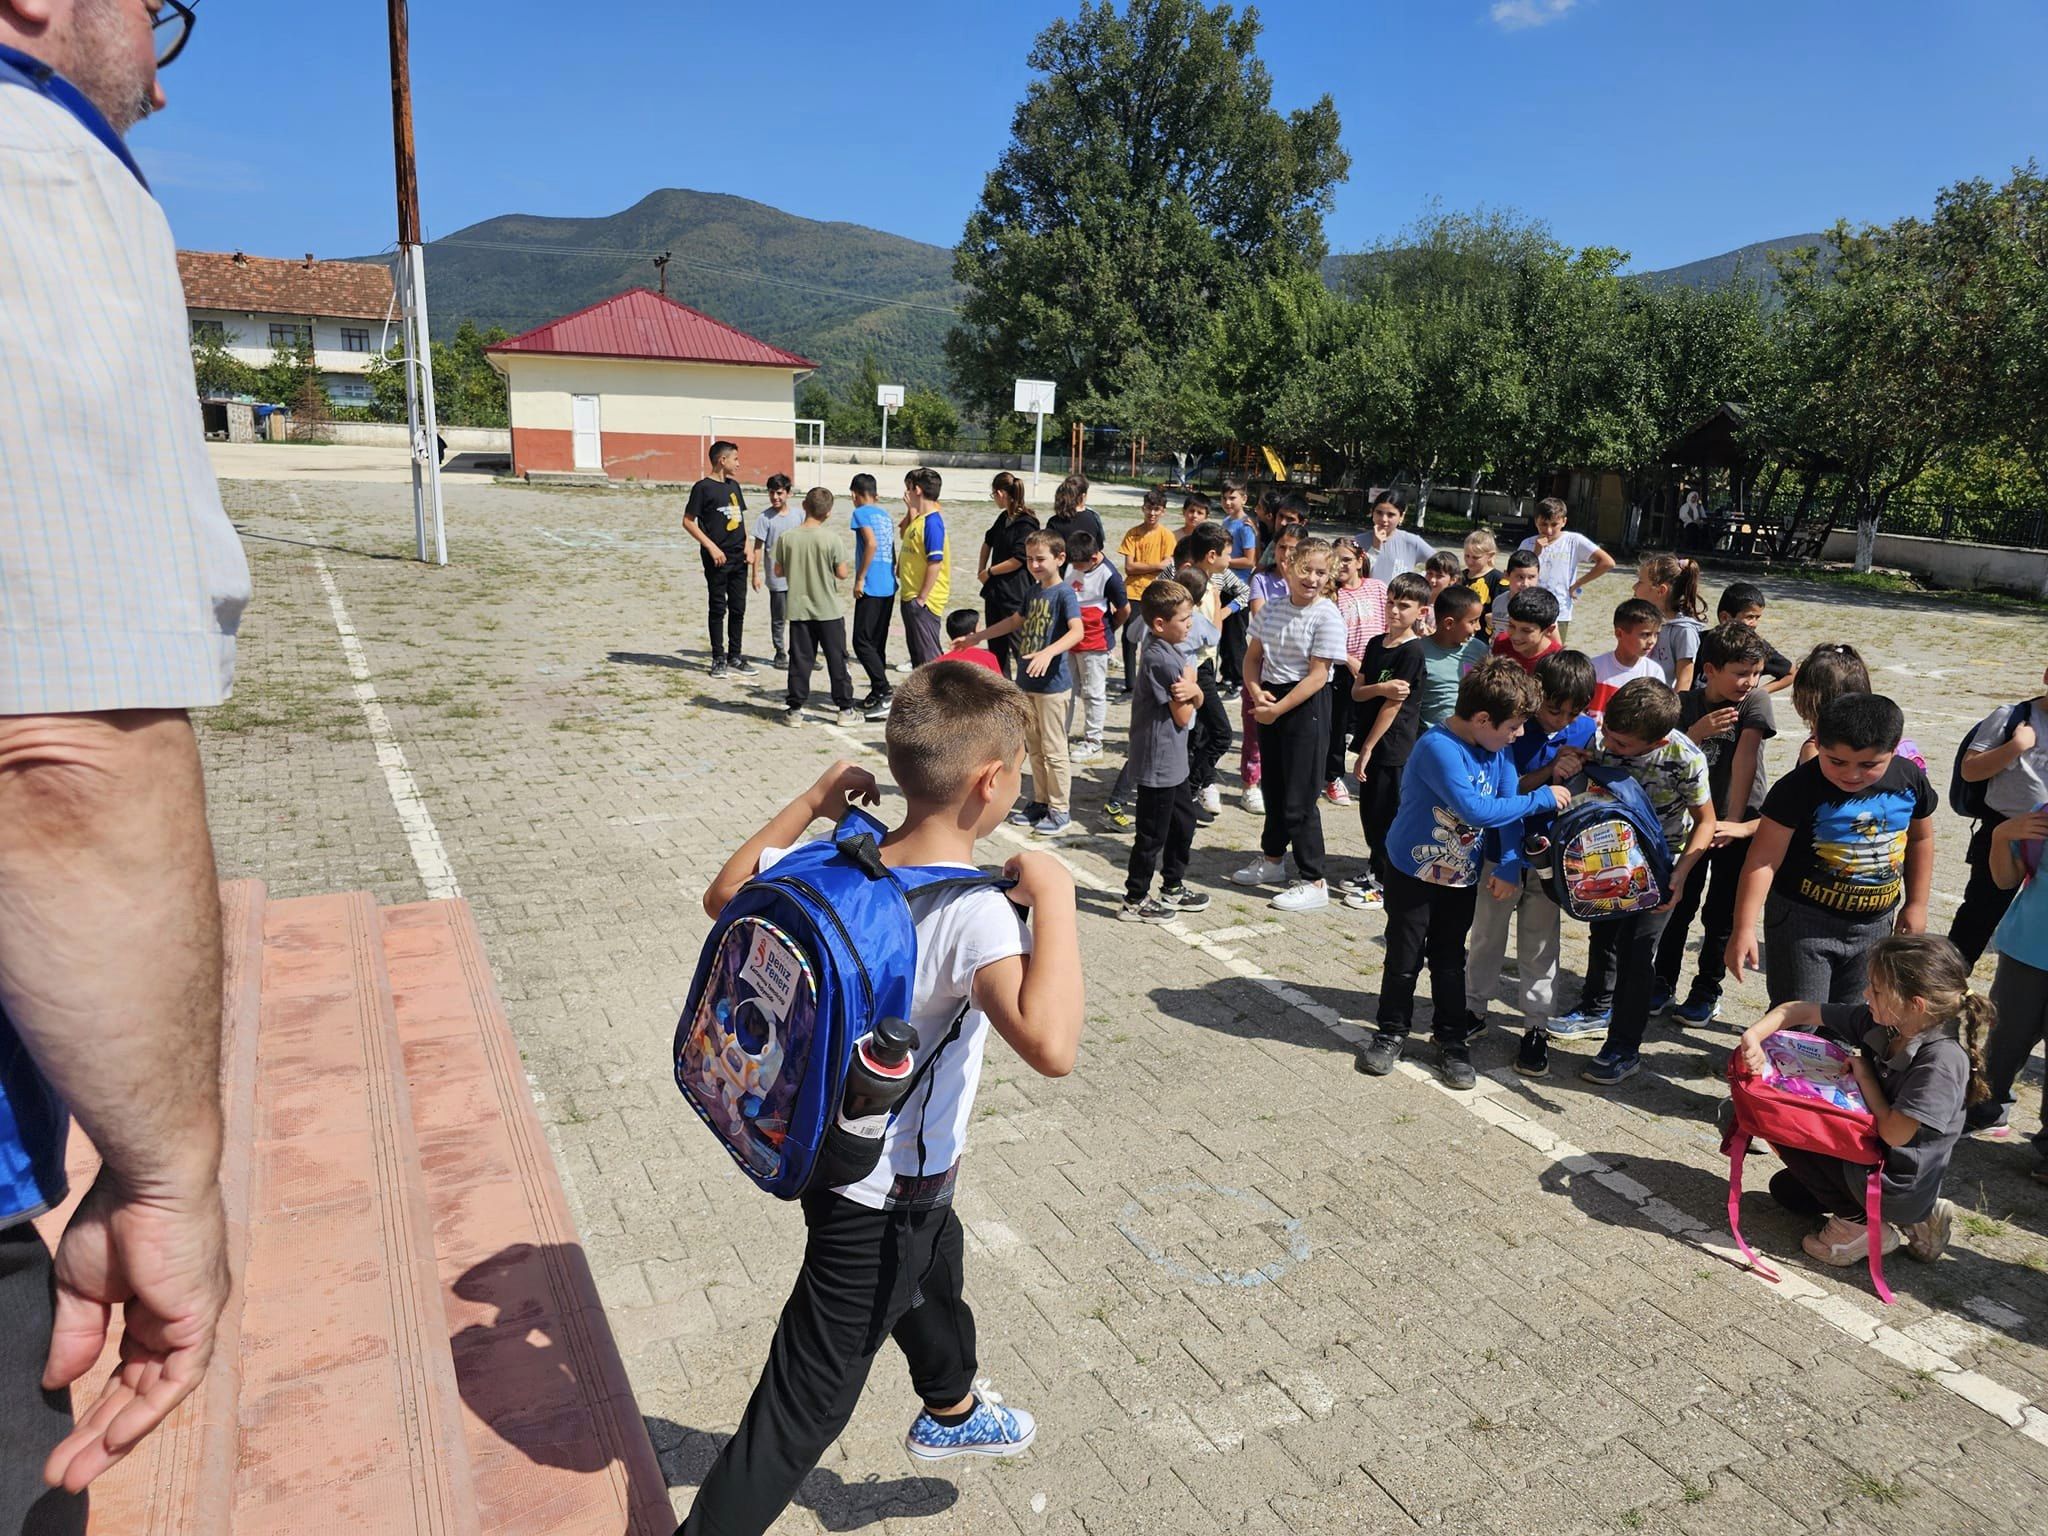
1260, 445, 1287, 480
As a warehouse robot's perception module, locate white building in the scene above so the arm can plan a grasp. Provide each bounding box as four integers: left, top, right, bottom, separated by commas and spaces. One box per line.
177, 250, 395, 409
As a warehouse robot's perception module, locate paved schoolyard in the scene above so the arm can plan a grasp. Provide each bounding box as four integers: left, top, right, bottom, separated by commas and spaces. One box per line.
199, 476, 2048, 1534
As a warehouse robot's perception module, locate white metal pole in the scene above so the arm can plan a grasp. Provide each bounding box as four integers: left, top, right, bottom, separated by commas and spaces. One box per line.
399, 252, 426, 562
881, 405, 889, 467
407, 242, 447, 566
1032, 409, 1044, 495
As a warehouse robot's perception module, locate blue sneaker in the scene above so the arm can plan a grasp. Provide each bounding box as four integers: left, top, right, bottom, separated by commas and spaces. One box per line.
1648, 981, 1675, 1016
1671, 991, 1722, 1027
1006, 802, 1047, 828
1580, 1051, 1641, 1086
906, 1382, 1037, 1461
1032, 810, 1075, 838
1546, 1007, 1610, 1039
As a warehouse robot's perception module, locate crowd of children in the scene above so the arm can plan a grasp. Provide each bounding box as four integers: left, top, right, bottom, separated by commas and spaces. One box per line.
685, 459, 2046, 1535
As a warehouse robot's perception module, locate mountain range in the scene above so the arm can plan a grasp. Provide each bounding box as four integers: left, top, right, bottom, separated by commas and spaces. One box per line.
374, 189, 1816, 396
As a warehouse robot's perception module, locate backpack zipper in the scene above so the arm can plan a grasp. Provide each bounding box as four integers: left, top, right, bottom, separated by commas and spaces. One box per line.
761, 873, 876, 1021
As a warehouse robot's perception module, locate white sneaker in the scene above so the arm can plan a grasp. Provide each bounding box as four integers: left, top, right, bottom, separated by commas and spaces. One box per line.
1323, 780, 1352, 806
1229, 856, 1286, 887
1200, 784, 1222, 815
1069, 740, 1103, 762
1242, 785, 1266, 814
1271, 880, 1329, 912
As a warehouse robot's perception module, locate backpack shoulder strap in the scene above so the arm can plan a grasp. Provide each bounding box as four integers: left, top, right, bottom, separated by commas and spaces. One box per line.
1864, 1168, 1895, 1305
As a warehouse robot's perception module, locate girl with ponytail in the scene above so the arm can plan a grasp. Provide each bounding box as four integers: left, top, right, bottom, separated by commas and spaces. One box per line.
1735, 933, 1991, 1268
1635, 553, 1706, 691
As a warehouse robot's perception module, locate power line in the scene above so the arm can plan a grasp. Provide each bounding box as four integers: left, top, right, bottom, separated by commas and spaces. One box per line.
430, 238, 963, 317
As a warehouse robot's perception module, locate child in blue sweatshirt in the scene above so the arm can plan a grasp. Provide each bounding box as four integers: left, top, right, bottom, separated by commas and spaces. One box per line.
1463, 651, 1599, 1079
1356, 658, 1571, 1088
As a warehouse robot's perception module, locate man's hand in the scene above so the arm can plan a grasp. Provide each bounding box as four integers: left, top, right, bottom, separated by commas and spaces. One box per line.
43, 1171, 229, 1494
1024, 651, 1052, 679
1353, 746, 1372, 778
1710, 819, 1758, 848
1737, 1030, 1769, 1076
1894, 901, 1928, 935
1485, 874, 1516, 901
1551, 747, 1586, 782
1726, 932, 1761, 985
1689, 706, 1738, 743
706, 547, 727, 567
750, 570, 761, 591
1546, 784, 1572, 810
1001, 850, 1075, 911
2014, 720, 2038, 754
1252, 701, 1282, 725
809, 760, 880, 817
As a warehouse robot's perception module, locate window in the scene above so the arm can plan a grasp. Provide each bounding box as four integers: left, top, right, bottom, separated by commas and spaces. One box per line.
341, 327, 371, 352
268, 323, 310, 350
328, 377, 373, 406
190, 319, 225, 346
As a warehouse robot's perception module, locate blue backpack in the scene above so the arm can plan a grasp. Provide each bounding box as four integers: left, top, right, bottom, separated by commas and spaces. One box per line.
1548, 764, 1675, 922
673, 807, 1012, 1199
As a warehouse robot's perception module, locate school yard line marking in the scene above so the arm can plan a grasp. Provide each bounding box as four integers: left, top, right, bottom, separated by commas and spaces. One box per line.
815, 718, 2048, 1448
312, 553, 462, 900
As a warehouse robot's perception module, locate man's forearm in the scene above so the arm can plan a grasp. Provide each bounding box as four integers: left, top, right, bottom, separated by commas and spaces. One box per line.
0, 711, 223, 1199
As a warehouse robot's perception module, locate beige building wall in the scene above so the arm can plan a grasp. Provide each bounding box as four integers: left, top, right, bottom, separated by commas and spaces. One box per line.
500, 356, 797, 435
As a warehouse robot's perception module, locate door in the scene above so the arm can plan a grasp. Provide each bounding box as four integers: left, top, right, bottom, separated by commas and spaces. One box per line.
571, 394, 602, 471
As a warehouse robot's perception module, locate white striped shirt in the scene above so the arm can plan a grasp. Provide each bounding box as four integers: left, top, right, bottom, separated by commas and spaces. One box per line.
1252, 595, 1345, 686
1, 83, 250, 713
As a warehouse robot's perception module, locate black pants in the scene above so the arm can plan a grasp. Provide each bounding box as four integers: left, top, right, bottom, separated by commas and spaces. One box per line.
704, 561, 748, 662
1653, 839, 1747, 999
851, 594, 894, 698
680, 1192, 976, 1536
1259, 687, 1329, 882
1322, 672, 1355, 783
1947, 819, 2018, 969
1356, 760, 1405, 888
985, 606, 1019, 680
1219, 609, 1248, 691
1187, 663, 1232, 794
1120, 621, 1138, 690
1597, 907, 1675, 1060
0, 1225, 87, 1536
1127, 779, 1198, 902
901, 600, 943, 668
1576, 922, 1619, 1014
1376, 866, 1480, 1041
787, 619, 856, 711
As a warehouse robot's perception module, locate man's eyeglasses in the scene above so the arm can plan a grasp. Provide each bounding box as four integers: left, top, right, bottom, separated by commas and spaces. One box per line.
154, 1, 197, 70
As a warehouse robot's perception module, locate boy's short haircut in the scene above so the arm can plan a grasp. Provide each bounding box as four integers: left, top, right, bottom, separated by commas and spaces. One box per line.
1220, 473, 1246, 494
1279, 491, 1312, 522
1141, 579, 1192, 625
1066, 529, 1100, 562
801, 486, 833, 518
709, 439, 739, 464
1386, 571, 1431, 606
1463, 530, 1498, 558
1142, 486, 1168, 511
1456, 656, 1542, 722
1023, 529, 1065, 559
1537, 496, 1568, 522
765, 473, 793, 494
1604, 678, 1682, 741
1699, 621, 1770, 670
1434, 583, 1482, 621
1613, 597, 1664, 631
945, 608, 981, 640
1505, 549, 1540, 575
1184, 522, 1230, 561
905, 467, 942, 500
1817, 692, 1906, 753
1424, 550, 1462, 579
1536, 649, 1596, 714
886, 661, 1028, 805
1718, 580, 1766, 616
1506, 586, 1561, 628
849, 472, 878, 498
1183, 491, 1212, 516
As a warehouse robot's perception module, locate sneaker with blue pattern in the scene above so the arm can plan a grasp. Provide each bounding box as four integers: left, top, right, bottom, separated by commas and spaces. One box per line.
1648, 980, 1675, 1016
905, 1381, 1036, 1461
1006, 802, 1048, 829
1545, 1006, 1610, 1039
1671, 990, 1721, 1026
1580, 1050, 1641, 1086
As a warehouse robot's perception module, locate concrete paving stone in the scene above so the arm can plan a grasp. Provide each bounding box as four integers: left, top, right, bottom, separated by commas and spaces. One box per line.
1625, 1405, 1764, 1488
1265, 1468, 1419, 1535
1671, 1470, 1820, 1536
1548, 1435, 1688, 1514
1919, 1433, 2048, 1526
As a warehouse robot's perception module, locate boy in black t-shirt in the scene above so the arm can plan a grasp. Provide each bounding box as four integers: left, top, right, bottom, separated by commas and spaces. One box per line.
683, 439, 754, 677
1717, 581, 1795, 695
1727, 692, 1938, 1006
1345, 572, 1431, 908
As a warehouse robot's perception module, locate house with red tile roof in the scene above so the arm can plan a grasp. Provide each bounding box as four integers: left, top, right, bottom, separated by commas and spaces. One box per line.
178, 250, 395, 408
484, 288, 817, 484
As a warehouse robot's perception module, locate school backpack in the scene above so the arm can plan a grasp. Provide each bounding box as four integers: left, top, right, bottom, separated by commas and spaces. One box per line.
1948, 701, 2032, 821
1546, 764, 1675, 922
673, 806, 1013, 1199
1722, 1042, 1893, 1304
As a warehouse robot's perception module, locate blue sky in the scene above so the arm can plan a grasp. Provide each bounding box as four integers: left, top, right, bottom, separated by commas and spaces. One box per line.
143, 0, 2047, 274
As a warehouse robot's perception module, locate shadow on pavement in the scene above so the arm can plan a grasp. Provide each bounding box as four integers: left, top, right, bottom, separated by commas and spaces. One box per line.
644, 1416, 960, 1532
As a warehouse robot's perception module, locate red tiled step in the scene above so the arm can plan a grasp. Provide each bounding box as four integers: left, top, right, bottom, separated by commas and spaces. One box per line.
33, 878, 267, 1536
382, 899, 670, 1536
234, 891, 479, 1535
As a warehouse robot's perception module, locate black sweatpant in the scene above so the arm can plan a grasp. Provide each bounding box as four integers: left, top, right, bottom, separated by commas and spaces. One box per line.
985, 605, 1020, 680
1653, 838, 1747, 1000
852, 593, 894, 698
901, 600, 943, 668
1376, 866, 1481, 1041
0, 1225, 87, 1536
1127, 779, 1198, 902
1322, 670, 1356, 783
1575, 922, 1619, 1014
1219, 609, 1248, 693
704, 560, 748, 663
1947, 819, 2018, 970
1187, 662, 1232, 795
680, 1192, 977, 1536
1595, 907, 1675, 1061
787, 619, 856, 711
1259, 687, 1329, 882
1356, 760, 1405, 888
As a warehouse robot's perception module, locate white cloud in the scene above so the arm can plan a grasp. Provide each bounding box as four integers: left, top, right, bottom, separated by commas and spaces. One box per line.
1491, 0, 1579, 29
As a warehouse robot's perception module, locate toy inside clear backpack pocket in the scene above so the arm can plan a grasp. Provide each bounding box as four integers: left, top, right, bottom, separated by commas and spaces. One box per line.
677, 916, 819, 1179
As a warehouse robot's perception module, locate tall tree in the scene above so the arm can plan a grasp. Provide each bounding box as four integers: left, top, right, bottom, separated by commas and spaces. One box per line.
947, 0, 1348, 421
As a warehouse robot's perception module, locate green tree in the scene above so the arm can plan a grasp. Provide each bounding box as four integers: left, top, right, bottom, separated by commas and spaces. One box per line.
365, 320, 511, 428
947, 0, 1348, 420
190, 331, 259, 398
257, 337, 320, 410
894, 388, 960, 451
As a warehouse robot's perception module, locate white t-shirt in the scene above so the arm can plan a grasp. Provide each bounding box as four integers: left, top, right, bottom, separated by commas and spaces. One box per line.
1252, 596, 1346, 687
1518, 531, 1602, 622
1590, 651, 1669, 716
1649, 614, 1704, 681
1968, 702, 2048, 818
757, 843, 1030, 1210
1354, 528, 1434, 585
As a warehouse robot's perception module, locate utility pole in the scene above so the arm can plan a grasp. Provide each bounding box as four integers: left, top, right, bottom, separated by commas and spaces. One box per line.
388, 0, 446, 565
654, 251, 672, 296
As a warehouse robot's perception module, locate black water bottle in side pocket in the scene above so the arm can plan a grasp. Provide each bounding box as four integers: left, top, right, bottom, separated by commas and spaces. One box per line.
810, 1016, 918, 1190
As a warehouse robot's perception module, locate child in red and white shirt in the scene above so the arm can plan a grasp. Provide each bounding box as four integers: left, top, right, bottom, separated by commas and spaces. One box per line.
1325, 542, 1388, 805
1064, 528, 1128, 760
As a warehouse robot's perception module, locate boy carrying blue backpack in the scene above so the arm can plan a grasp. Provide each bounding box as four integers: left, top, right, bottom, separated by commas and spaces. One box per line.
675, 662, 1084, 1536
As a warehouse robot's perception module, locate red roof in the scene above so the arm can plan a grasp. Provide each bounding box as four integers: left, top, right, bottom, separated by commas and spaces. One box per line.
485, 288, 815, 369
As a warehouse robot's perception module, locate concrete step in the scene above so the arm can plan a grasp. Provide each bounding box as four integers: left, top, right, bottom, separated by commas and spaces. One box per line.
382, 898, 670, 1536
233, 891, 479, 1535
33, 878, 268, 1536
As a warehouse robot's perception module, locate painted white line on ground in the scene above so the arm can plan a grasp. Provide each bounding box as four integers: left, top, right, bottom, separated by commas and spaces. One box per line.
313, 553, 462, 900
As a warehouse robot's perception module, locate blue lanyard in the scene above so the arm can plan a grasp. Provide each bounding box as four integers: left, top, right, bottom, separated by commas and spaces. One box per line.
0, 43, 149, 191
